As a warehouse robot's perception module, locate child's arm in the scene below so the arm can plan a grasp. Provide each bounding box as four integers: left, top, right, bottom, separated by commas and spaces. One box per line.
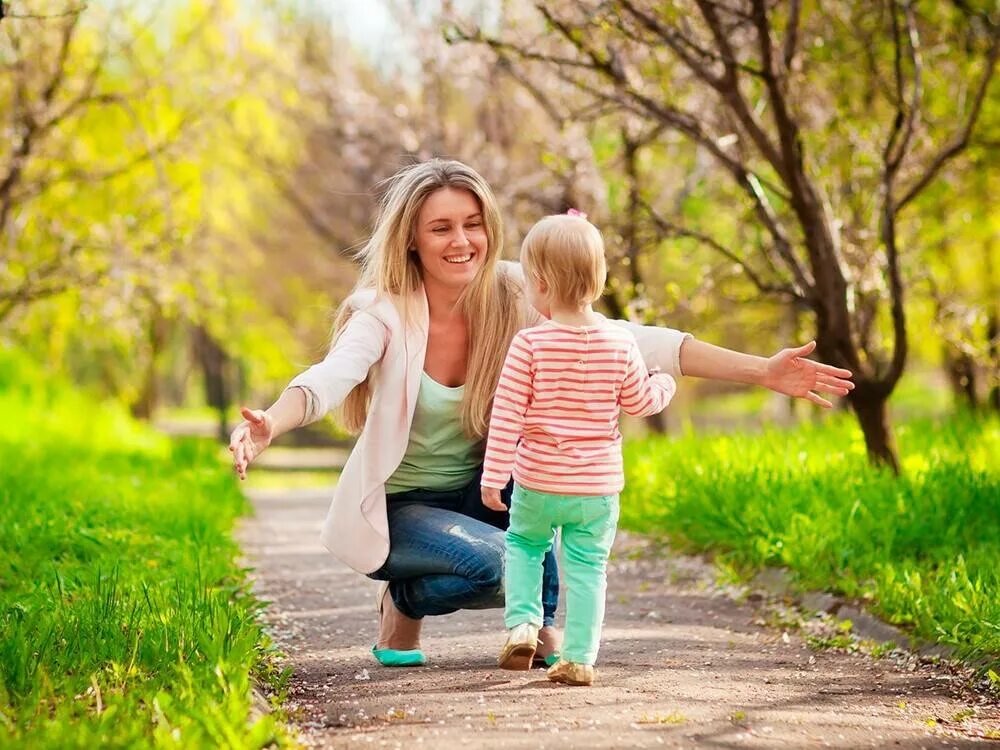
620, 341, 677, 417
481, 333, 533, 507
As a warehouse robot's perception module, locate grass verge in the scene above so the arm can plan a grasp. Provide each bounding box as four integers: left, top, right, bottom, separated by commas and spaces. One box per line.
0, 349, 293, 748
621, 411, 1000, 676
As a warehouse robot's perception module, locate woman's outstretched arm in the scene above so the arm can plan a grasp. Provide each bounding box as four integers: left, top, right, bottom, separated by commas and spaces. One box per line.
679, 338, 853, 407
229, 388, 308, 479
229, 302, 388, 478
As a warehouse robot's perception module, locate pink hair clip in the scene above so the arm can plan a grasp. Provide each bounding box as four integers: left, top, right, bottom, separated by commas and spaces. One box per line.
566, 208, 588, 220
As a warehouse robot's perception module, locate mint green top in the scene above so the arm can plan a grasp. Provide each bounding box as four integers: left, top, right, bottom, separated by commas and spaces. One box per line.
384, 371, 483, 494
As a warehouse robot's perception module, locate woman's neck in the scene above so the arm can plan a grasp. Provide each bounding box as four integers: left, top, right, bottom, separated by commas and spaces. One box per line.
549, 303, 600, 327
423, 276, 465, 322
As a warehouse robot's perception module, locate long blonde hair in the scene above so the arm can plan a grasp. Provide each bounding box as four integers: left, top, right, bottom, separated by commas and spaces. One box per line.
335, 159, 526, 439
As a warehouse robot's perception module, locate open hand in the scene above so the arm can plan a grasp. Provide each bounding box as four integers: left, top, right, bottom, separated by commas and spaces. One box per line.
481, 486, 506, 512
228, 407, 274, 480
762, 341, 854, 408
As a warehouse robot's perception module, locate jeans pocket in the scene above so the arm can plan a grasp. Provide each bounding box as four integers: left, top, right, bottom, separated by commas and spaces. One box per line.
579, 494, 619, 537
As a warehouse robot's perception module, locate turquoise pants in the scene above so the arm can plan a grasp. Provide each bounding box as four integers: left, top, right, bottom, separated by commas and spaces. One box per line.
504, 483, 620, 666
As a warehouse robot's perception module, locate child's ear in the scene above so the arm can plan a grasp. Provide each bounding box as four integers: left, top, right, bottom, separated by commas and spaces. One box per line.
536, 277, 549, 295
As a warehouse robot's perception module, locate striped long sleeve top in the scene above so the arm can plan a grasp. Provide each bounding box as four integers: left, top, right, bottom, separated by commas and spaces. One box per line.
481, 317, 676, 495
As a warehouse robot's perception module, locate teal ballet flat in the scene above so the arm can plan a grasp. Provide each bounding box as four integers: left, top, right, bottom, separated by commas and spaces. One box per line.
532, 651, 560, 668
373, 582, 425, 666
371, 645, 426, 667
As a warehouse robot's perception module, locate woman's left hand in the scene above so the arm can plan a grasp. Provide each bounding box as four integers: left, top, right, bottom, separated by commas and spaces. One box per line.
762, 341, 854, 408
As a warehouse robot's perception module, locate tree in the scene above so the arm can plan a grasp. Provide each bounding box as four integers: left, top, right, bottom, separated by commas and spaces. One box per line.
1, 0, 307, 416
456, 0, 1000, 470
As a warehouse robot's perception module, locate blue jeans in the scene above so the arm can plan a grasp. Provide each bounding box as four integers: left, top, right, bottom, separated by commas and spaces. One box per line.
369, 472, 559, 626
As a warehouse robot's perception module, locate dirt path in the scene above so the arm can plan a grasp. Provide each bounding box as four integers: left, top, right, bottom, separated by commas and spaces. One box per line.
239, 486, 998, 749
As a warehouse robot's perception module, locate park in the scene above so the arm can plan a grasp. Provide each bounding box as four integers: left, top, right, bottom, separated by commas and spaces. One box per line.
2, 0, 999, 746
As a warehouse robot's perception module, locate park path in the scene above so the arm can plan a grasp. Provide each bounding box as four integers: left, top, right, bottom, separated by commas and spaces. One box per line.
239, 484, 998, 749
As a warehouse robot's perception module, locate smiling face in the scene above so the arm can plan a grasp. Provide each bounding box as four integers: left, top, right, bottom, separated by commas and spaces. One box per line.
412, 187, 488, 293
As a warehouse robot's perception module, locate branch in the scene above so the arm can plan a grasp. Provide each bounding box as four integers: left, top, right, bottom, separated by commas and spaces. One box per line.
642, 199, 805, 302
880, 192, 908, 388
896, 19, 1000, 211
616, 0, 764, 80
495, 55, 566, 126
456, 7, 809, 296
0, 11, 83, 230
882, 1, 923, 177
782, 0, 802, 73
691, 0, 787, 176
1, 3, 86, 20
260, 155, 358, 255
528, 6, 791, 198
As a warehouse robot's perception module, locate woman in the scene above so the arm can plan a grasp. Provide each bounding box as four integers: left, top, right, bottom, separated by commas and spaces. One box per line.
229, 159, 853, 668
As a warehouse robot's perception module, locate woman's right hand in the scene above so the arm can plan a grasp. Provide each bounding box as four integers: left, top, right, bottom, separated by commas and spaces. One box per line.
229, 407, 275, 480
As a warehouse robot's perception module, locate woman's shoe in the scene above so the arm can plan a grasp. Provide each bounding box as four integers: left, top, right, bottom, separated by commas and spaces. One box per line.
531, 652, 561, 668
532, 625, 561, 667
546, 659, 595, 686
497, 623, 539, 670
371, 644, 426, 667
372, 582, 426, 667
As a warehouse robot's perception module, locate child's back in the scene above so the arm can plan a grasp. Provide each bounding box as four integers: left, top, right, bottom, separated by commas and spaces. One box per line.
482, 316, 675, 496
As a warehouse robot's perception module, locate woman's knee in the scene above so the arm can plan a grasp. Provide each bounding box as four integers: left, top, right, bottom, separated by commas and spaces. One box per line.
449, 527, 504, 594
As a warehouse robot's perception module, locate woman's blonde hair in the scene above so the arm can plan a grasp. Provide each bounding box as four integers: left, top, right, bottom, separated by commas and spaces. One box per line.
520, 214, 607, 307
334, 159, 526, 439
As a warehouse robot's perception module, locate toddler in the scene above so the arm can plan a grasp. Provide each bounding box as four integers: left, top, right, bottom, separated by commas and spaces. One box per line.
481, 212, 675, 686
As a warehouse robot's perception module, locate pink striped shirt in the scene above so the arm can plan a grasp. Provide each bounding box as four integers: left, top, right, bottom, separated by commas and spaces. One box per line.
481, 317, 676, 495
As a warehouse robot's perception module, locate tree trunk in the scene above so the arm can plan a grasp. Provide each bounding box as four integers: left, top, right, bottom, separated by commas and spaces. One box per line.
192, 324, 231, 442
986, 237, 999, 412
850, 392, 900, 474
943, 346, 978, 410
130, 308, 168, 421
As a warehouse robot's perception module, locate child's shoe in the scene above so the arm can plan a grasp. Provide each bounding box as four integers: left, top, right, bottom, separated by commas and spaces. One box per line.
546, 658, 595, 686
497, 623, 539, 670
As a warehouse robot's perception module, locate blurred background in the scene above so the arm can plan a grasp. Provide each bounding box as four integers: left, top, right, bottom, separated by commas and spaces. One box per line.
2, 0, 998, 466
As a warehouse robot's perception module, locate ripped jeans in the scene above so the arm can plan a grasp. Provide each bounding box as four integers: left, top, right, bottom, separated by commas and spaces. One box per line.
368, 471, 559, 626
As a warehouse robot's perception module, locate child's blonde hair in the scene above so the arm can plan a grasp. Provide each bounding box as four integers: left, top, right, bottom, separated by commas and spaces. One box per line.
520, 214, 607, 307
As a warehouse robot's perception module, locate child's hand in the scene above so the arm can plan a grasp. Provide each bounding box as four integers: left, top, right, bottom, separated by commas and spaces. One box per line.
481, 486, 506, 512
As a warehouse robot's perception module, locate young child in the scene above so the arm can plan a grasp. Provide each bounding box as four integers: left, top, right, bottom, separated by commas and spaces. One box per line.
481, 212, 676, 686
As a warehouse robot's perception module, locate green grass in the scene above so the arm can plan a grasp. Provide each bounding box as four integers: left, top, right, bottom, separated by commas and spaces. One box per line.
622, 411, 1000, 672
0, 348, 293, 748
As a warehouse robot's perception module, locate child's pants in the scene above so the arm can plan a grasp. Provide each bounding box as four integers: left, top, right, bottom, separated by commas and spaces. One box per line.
504, 483, 620, 666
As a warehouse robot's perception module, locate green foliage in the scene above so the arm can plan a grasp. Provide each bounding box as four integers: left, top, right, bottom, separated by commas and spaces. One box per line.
3, 0, 311, 406
0, 348, 292, 748
622, 412, 1000, 672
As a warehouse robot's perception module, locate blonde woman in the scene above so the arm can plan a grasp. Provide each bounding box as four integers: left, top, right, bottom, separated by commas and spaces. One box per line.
229, 159, 854, 668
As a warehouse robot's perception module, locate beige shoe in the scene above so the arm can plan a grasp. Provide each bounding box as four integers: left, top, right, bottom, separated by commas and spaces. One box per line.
498, 623, 539, 670
546, 659, 595, 686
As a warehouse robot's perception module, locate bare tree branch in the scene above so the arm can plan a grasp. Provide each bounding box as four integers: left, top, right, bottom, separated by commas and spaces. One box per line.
782, 0, 802, 73
896, 19, 1000, 211
883, 1, 923, 177
1, 3, 86, 20
642, 199, 804, 302
692, 0, 788, 176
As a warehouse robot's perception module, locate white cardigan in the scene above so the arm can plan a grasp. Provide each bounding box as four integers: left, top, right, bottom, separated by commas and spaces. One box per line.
286, 262, 691, 574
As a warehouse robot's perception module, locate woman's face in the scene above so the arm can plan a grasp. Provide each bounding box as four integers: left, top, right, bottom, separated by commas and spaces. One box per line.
412, 188, 488, 292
